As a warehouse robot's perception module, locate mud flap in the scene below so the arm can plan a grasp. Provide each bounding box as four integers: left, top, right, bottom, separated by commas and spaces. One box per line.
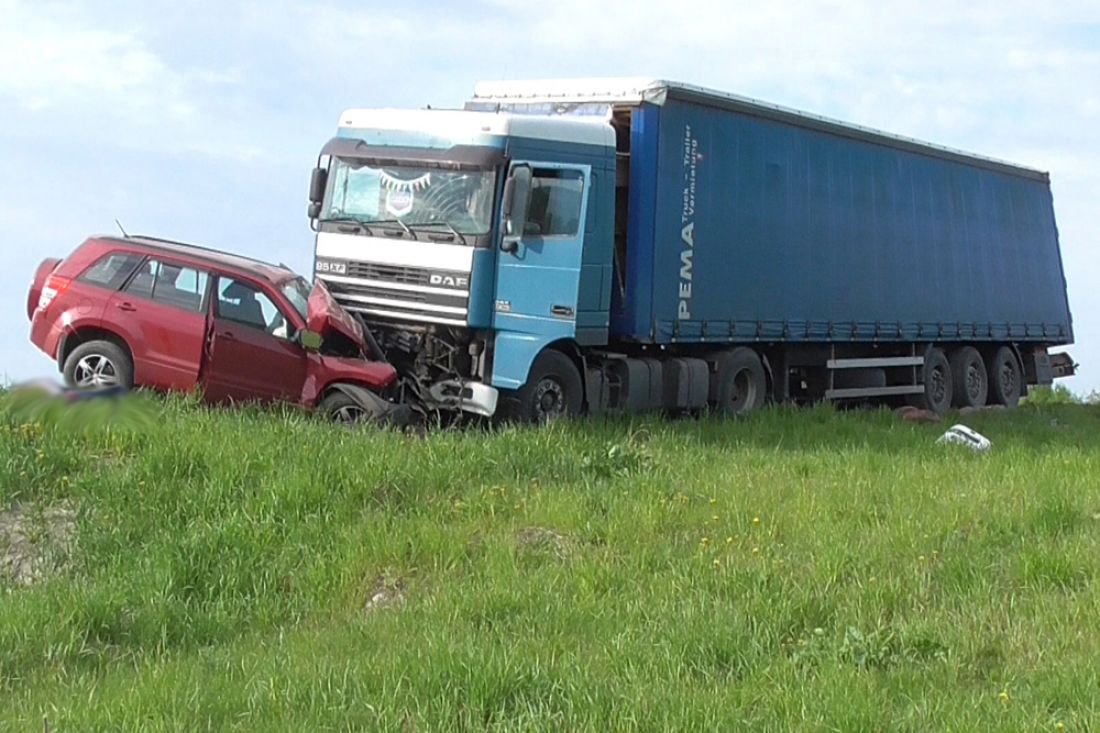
328, 382, 415, 427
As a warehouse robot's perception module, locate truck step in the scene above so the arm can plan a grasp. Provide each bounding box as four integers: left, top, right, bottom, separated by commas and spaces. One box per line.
825, 385, 926, 400
826, 356, 924, 369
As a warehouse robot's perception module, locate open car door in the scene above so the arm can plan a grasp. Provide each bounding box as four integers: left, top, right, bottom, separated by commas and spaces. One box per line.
202, 275, 308, 404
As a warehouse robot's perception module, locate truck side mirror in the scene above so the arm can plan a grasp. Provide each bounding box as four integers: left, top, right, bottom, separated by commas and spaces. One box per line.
502, 165, 532, 252
308, 167, 328, 206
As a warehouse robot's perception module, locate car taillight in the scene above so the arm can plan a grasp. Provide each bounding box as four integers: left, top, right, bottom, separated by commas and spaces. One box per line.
38, 274, 71, 310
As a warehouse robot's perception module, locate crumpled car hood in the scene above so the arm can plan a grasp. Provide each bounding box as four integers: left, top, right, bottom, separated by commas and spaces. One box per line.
305, 279, 367, 352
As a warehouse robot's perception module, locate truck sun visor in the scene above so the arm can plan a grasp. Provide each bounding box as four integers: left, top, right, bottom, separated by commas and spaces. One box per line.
319, 138, 506, 169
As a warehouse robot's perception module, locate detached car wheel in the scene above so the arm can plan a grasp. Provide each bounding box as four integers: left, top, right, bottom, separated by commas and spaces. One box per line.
63, 340, 133, 390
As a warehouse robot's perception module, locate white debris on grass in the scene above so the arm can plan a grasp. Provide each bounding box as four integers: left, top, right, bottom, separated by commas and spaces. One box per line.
937, 424, 992, 452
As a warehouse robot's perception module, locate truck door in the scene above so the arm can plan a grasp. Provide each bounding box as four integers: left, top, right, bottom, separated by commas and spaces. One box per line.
492, 162, 590, 389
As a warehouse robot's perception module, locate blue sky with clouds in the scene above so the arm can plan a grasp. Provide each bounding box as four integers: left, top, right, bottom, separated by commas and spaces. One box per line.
3, 0, 1097, 393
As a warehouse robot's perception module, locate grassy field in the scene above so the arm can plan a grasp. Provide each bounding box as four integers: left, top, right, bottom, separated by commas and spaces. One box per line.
2, 393, 1099, 731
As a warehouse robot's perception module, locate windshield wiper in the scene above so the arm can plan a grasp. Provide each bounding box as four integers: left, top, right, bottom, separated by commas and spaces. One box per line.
318, 216, 376, 235
363, 218, 417, 239
410, 221, 468, 246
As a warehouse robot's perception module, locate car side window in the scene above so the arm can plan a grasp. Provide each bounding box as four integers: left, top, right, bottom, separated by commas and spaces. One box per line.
525, 169, 584, 237
79, 252, 144, 290
123, 258, 209, 312
215, 276, 294, 339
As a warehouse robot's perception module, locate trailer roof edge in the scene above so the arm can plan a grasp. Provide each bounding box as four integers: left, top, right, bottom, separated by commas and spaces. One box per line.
471, 78, 1050, 183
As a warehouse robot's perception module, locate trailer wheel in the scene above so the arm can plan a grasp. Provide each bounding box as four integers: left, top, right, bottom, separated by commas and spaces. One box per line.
910, 347, 953, 415
712, 348, 766, 416
987, 346, 1022, 407
510, 350, 583, 424
949, 346, 988, 408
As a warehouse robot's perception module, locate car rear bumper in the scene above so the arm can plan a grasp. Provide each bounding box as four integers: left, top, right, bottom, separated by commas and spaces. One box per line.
29, 313, 64, 362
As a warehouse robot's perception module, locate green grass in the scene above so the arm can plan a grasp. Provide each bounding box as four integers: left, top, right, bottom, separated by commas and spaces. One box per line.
2, 394, 1100, 730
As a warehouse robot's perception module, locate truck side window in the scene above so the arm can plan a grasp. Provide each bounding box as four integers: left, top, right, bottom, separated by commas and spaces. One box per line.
525, 169, 584, 237
124, 258, 209, 312
215, 276, 295, 339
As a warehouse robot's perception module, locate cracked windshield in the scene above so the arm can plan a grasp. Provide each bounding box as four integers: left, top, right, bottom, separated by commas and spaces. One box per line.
324, 159, 496, 236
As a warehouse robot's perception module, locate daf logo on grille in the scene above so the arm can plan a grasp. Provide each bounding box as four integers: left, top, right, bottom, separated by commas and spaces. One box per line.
429, 274, 469, 289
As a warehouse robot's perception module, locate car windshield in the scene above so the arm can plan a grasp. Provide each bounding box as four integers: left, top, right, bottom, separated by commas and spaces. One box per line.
322, 158, 496, 237
281, 276, 311, 321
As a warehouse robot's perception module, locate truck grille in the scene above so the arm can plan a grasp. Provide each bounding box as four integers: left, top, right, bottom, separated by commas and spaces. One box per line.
345, 261, 430, 287
320, 270, 470, 327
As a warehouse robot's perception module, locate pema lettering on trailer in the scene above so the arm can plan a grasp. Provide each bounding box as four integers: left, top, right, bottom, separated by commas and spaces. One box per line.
678, 125, 698, 321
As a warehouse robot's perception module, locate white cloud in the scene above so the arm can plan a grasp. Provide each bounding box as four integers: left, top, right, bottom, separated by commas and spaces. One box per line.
0, 0, 258, 160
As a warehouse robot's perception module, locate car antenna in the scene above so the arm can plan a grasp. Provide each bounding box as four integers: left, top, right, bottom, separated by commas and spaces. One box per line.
114, 219, 130, 238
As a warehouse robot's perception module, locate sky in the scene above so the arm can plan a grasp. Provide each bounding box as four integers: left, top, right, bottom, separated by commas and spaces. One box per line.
2, 0, 1097, 394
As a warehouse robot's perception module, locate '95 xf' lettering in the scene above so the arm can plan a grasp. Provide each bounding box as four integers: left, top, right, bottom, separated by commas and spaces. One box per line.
315, 259, 347, 275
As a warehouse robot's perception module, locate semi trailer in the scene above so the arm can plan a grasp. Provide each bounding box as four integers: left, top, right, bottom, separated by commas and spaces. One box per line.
307, 78, 1075, 422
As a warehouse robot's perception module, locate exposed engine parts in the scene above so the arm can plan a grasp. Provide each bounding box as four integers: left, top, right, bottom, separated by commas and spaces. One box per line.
355, 315, 489, 419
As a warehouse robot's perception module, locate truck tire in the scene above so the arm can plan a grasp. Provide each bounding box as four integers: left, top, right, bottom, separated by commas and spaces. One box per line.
910, 347, 952, 415
712, 347, 766, 416
509, 350, 583, 424
62, 340, 134, 390
987, 346, 1022, 407
949, 346, 988, 408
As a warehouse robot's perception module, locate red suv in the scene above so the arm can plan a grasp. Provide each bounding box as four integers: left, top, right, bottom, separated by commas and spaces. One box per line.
28, 235, 404, 423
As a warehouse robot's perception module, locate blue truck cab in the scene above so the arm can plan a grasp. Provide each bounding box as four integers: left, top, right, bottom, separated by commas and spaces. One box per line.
308, 79, 1075, 421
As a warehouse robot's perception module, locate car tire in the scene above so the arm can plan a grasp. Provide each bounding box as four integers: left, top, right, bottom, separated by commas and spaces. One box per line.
712, 347, 767, 416
949, 346, 988, 408
318, 390, 371, 424
909, 347, 953, 414
508, 350, 583, 424
987, 345, 1022, 407
62, 340, 134, 390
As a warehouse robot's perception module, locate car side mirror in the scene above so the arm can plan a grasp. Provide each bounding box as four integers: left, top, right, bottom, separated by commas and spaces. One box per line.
298, 329, 323, 351
502, 164, 532, 253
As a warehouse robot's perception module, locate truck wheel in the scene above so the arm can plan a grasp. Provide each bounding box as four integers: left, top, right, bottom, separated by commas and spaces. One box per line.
910, 347, 952, 414
949, 346, 988, 408
712, 347, 766, 416
511, 350, 583, 424
987, 346, 1022, 407
63, 340, 134, 390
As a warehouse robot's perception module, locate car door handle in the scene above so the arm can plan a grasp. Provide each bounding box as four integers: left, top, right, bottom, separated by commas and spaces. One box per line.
219, 330, 236, 340
116, 302, 137, 312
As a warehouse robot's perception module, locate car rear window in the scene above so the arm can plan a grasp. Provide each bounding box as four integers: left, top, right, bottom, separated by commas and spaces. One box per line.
79, 252, 144, 289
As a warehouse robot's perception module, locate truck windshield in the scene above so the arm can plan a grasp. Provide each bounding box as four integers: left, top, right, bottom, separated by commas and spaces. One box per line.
323, 158, 496, 237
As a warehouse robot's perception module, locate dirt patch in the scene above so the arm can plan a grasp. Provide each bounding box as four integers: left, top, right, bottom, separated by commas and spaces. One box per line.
894, 406, 942, 423
363, 574, 407, 614
515, 527, 575, 561
0, 501, 76, 586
